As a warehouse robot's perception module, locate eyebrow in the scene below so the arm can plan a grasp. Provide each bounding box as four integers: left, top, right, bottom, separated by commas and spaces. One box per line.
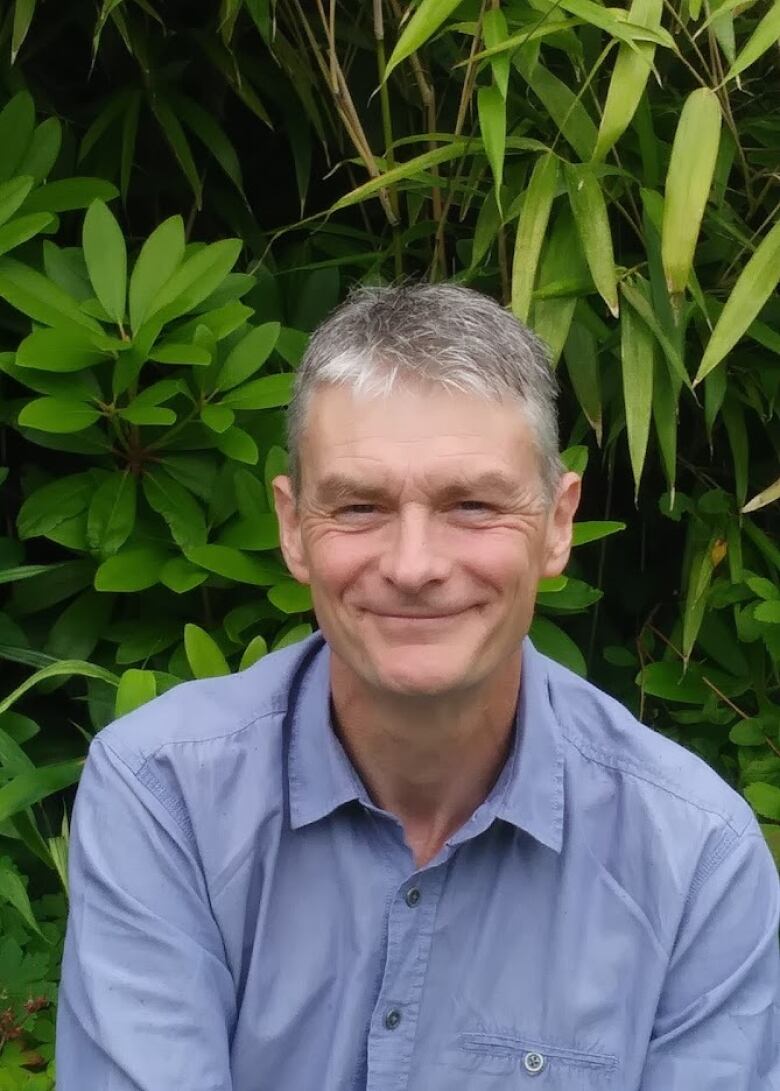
314, 471, 519, 505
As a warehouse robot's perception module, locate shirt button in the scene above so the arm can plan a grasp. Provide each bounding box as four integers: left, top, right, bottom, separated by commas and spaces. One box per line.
523, 1051, 545, 1075
405, 887, 421, 907
384, 1008, 402, 1030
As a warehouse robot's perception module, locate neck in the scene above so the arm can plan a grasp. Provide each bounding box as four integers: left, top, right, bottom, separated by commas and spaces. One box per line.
329, 649, 522, 868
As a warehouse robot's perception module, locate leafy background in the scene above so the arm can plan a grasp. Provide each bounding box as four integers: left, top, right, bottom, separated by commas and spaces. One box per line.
0, 0, 778, 1083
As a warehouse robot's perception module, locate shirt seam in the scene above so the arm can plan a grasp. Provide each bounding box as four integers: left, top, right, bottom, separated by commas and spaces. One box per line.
134, 704, 285, 770
559, 727, 748, 836
98, 736, 199, 850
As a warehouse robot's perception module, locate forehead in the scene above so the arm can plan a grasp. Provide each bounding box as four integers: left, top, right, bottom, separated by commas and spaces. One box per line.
301, 383, 539, 491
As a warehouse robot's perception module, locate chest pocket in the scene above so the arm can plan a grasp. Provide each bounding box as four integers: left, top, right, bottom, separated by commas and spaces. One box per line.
448, 1031, 619, 1084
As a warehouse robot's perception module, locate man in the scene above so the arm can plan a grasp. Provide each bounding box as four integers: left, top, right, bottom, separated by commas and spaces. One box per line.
56, 284, 779, 1089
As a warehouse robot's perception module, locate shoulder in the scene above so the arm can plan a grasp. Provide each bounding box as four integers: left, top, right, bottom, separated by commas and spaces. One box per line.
540, 650, 755, 839
97, 630, 327, 776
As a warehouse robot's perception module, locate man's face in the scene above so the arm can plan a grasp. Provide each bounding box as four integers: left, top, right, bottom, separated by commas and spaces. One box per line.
273, 383, 580, 699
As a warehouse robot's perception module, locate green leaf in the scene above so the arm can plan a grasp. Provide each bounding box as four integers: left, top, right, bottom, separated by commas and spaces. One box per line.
529, 617, 586, 676
477, 85, 506, 213
21, 176, 119, 213
271, 622, 313, 651
151, 96, 202, 208
18, 117, 63, 183
17, 473, 94, 539
0, 659, 117, 717
593, 0, 662, 160
184, 623, 230, 679
129, 215, 185, 333
217, 515, 279, 550
744, 782, 780, 821
620, 292, 655, 500
216, 322, 281, 391
144, 238, 243, 327
511, 152, 559, 323
219, 372, 295, 410
661, 88, 722, 296
44, 589, 113, 662
0, 176, 34, 227
729, 718, 769, 746
0, 256, 103, 332
0, 762, 83, 825
16, 327, 108, 372
384, 0, 464, 81
0, 211, 54, 257
694, 220, 780, 384
329, 141, 471, 213
159, 557, 208, 594
94, 546, 167, 592
571, 521, 625, 546
118, 406, 176, 426
142, 470, 207, 549
239, 634, 268, 671
115, 668, 157, 718
563, 316, 602, 443
201, 403, 235, 433
18, 397, 101, 434
214, 426, 259, 464
169, 92, 245, 195
267, 580, 312, 614
754, 600, 780, 624
760, 823, 780, 867
0, 92, 35, 182
82, 200, 127, 324
10, 0, 37, 62
0, 857, 42, 937
183, 544, 283, 585
637, 661, 709, 703
565, 164, 619, 317
725, 2, 780, 80
148, 342, 212, 366
513, 52, 597, 161
87, 473, 137, 556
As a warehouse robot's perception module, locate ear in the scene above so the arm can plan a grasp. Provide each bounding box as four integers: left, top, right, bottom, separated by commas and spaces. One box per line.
541, 471, 582, 579
272, 475, 311, 585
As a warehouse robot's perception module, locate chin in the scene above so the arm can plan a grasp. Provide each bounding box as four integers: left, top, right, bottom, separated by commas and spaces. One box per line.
368, 648, 474, 698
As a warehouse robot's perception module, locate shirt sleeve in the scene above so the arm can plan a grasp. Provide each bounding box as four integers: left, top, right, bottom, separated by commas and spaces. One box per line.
640, 818, 780, 1090
55, 735, 236, 1091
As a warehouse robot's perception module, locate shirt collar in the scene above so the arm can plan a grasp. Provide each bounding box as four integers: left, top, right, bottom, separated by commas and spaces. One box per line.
287, 633, 565, 854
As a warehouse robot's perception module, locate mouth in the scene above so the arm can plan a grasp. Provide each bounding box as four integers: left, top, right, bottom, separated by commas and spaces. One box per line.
370, 608, 471, 621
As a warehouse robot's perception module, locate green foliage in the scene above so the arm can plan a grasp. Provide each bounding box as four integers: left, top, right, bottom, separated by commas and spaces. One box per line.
0, 0, 778, 1064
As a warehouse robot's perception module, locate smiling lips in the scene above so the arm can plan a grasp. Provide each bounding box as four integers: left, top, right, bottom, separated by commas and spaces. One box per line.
371, 608, 471, 620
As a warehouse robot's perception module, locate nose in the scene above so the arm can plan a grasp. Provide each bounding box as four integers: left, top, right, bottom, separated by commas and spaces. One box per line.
377, 505, 451, 593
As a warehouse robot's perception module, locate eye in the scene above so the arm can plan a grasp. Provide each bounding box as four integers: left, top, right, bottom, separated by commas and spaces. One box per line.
338, 504, 377, 515
456, 500, 493, 512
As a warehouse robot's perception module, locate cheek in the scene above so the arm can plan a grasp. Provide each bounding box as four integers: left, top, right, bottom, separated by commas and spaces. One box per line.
306, 532, 370, 591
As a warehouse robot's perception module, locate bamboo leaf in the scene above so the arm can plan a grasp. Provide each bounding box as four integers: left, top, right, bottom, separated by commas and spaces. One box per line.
0, 762, 83, 825
652, 350, 678, 497
722, 395, 749, 509
513, 52, 597, 160
565, 164, 619, 317
329, 142, 470, 212
18, 117, 62, 182
82, 200, 127, 324
725, 1, 780, 80
477, 85, 506, 214
384, 0, 464, 81
151, 96, 202, 208
169, 92, 245, 196
594, 0, 663, 160
511, 153, 559, 323
694, 219, 780, 384
661, 88, 722, 296
482, 7, 510, 98
742, 475, 780, 515
0, 660, 117, 717
563, 315, 602, 443
120, 90, 142, 201
620, 291, 655, 500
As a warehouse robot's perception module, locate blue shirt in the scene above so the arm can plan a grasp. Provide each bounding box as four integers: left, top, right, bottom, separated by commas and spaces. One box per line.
56, 631, 780, 1090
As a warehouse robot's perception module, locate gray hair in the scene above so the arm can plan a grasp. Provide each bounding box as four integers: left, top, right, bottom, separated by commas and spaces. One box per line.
285, 282, 563, 502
